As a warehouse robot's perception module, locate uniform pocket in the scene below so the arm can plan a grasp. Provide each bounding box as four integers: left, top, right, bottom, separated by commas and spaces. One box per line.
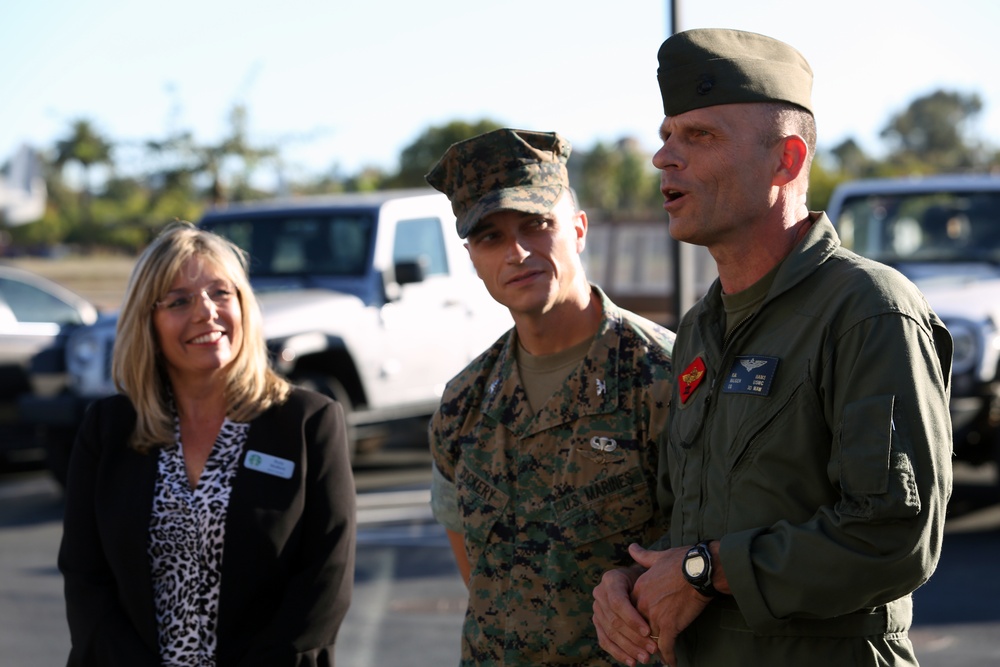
841, 395, 893, 495
456, 466, 510, 549
554, 467, 655, 546
838, 394, 921, 519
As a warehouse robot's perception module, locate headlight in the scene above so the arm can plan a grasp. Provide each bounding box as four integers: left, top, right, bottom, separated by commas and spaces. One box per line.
946, 319, 985, 377
67, 332, 101, 368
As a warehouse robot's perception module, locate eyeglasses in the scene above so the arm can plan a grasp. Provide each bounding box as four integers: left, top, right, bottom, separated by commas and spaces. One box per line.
153, 285, 237, 313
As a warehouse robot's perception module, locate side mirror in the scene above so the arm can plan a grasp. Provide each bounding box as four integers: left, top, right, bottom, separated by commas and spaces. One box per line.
382, 259, 428, 303
393, 259, 426, 286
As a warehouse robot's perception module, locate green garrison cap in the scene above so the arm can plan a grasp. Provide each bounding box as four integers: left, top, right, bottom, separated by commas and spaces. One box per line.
425, 128, 571, 238
656, 28, 813, 116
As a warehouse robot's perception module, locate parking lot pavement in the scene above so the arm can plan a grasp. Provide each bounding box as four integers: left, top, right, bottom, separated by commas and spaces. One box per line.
3, 464, 1000, 666
334, 488, 466, 663
0, 471, 68, 666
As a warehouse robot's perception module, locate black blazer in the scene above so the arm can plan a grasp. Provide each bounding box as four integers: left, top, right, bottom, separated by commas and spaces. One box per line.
59, 388, 356, 666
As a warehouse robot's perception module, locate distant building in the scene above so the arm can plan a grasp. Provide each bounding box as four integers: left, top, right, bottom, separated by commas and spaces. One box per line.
0, 145, 47, 226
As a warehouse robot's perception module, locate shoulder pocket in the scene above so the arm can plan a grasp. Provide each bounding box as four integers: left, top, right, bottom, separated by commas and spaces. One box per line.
840, 395, 894, 496
838, 394, 921, 519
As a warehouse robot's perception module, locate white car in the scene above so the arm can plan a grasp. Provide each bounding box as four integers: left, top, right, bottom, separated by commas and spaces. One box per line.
0, 264, 97, 469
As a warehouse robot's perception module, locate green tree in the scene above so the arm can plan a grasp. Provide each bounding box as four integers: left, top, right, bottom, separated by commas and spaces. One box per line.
880, 89, 986, 172
807, 154, 844, 212
200, 104, 277, 204
829, 138, 872, 178
144, 103, 277, 206
52, 119, 114, 241
575, 141, 617, 212
53, 119, 114, 199
574, 138, 660, 217
390, 119, 505, 188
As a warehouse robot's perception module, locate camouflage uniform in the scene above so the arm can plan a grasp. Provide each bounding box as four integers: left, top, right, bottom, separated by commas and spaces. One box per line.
430, 286, 673, 666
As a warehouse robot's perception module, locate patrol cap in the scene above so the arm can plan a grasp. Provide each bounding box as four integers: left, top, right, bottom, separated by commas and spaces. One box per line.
656, 28, 813, 116
425, 128, 571, 238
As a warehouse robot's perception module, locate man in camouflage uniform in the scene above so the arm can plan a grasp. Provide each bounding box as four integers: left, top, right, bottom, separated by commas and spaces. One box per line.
425, 128, 674, 666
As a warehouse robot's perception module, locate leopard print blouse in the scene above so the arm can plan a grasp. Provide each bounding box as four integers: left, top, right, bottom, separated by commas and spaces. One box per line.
148, 418, 250, 666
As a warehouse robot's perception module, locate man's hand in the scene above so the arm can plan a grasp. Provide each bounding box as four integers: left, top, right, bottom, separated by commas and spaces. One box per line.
630, 544, 713, 666
592, 556, 659, 666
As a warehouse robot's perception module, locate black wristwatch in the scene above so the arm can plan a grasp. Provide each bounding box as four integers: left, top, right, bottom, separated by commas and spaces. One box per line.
682, 541, 719, 597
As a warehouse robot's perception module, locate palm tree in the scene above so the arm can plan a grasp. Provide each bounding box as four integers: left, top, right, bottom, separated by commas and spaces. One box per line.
51, 119, 114, 243
54, 119, 113, 199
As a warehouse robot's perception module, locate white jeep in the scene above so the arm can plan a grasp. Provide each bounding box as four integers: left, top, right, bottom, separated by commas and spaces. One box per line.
26, 189, 512, 479
827, 174, 1000, 477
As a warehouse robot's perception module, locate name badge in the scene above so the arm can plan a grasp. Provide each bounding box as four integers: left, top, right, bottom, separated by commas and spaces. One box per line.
244, 450, 295, 479
722, 355, 779, 396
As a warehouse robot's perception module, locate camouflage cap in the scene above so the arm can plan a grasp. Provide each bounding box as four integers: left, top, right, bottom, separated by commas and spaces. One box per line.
656, 28, 813, 116
425, 128, 571, 238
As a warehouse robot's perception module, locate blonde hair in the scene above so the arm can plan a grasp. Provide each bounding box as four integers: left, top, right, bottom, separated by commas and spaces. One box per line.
113, 221, 290, 452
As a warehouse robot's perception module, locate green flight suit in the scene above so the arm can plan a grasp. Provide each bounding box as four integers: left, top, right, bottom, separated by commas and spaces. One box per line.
662, 213, 954, 665
431, 287, 674, 666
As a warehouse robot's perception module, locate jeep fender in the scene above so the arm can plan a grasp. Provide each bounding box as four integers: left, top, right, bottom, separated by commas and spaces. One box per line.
269, 332, 364, 407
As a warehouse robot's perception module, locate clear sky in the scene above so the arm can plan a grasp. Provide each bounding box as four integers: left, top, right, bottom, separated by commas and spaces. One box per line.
2, 0, 999, 181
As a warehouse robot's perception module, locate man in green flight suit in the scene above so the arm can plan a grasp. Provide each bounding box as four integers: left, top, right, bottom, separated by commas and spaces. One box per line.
425, 128, 675, 665
592, 28, 954, 667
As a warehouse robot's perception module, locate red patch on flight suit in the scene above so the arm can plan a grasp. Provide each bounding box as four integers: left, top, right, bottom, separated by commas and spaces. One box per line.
678, 357, 706, 404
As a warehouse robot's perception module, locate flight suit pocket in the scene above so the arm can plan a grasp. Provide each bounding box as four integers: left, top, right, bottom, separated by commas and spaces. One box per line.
838, 394, 921, 519
554, 467, 654, 546
840, 395, 893, 496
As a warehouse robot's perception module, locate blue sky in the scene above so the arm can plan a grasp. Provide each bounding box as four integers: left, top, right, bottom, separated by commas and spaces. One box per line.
2, 0, 999, 181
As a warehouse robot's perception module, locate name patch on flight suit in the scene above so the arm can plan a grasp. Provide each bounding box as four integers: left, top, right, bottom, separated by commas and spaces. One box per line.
722, 355, 779, 396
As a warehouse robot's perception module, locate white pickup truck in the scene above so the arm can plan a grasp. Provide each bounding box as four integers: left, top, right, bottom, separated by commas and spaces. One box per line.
24, 189, 512, 480
827, 174, 1000, 477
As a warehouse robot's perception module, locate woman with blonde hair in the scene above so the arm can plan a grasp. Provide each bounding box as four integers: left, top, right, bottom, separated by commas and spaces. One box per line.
59, 221, 356, 666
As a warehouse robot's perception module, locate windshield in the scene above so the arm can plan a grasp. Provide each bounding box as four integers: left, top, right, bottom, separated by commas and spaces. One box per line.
202, 213, 375, 278
835, 190, 1000, 263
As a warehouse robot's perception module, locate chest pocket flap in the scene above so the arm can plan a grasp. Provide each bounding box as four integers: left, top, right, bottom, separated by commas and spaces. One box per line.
554, 466, 655, 546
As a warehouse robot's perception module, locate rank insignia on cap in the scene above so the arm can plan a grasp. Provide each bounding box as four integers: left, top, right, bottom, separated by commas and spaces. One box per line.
679, 357, 706, 404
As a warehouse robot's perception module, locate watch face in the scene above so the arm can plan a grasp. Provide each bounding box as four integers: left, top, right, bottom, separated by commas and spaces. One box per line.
685, 554, 707, 578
